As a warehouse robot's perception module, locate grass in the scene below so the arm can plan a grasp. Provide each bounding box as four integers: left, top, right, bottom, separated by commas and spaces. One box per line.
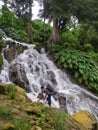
0, 106, 12, 119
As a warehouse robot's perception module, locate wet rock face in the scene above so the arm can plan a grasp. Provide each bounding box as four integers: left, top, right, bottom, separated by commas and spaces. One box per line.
47, 71, 57, 85
58, 95, 67, 112
4, 48, 19, 63
9, 63, 31, 92
4, 45, 26, 63
54, 94, 67, 113
3, 39, 28, 63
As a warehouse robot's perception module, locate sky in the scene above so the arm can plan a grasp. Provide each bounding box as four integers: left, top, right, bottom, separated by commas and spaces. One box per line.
32, 1, 41, 20
0, 1, 3, 8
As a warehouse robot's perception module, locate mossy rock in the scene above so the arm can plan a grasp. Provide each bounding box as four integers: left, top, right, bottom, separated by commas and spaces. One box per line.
0, 82, 9, 94
15, 86, 28, 102
72, 110, 96, 129
2, 122, 15, 130
30, 126, 42, 130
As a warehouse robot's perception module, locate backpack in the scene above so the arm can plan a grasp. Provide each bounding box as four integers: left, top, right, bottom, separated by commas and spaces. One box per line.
46, 85, 54, 92
46, 85, 56, 95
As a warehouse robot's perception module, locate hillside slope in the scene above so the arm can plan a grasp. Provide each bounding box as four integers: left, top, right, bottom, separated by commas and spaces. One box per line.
0, 82, 96, 130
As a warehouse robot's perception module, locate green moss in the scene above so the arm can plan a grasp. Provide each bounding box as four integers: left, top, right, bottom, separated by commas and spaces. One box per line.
0, 54, 3, 69
2, 123, 15, 130
5, 84, 16, 99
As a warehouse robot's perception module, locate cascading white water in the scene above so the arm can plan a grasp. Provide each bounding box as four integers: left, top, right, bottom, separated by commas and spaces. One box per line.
0, 37, 98, 122
0, 45, 11, 83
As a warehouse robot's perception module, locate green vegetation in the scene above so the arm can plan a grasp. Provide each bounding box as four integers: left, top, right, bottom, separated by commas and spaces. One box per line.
0, 83, 86, 130
53, 111, 66, 130
32, 20, 52, 48
0, 0, 98, 129
0, 0, 98, 99
0, 55, 3, 69
49, 45, 98, 94
12, 118, 31, 130
0, 106, 12, 119
5, 84, 16, 99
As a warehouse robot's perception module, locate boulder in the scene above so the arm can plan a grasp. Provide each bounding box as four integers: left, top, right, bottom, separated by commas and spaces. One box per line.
71, 110, 97, 130
15, 86, 28, 102
4, 48, 18, 63
9, 64, 31, 92
0, 82, 9, 94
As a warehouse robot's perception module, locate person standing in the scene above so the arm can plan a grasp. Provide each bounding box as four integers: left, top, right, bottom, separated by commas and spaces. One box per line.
41, 86, 53, 106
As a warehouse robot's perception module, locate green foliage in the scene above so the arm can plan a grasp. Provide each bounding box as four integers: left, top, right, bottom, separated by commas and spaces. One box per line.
38, 113, 46, 129
0, 55, 3, 69
5, 84, 16, 99
53, 111, 66, 130
32, 20, 52, 43
59, 24, 98, 52
0, 106, 12, 119
83, 43, 94, 52
88, 52, 98, 62
49, 45, 98, 94
0, 6, 16, 28
78, 24, 98, 46
60, 29, 80, 49
0, 6, 28, 42
12, 118, 31, 130
38, 107, 47, 129
3, 27, 28, 42
60, 31, 78, 44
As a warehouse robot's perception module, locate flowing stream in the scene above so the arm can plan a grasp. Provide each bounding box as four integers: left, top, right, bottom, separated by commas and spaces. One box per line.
0, 37, 98, 122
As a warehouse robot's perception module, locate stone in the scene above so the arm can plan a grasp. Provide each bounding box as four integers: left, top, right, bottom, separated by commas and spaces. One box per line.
9, 64, 31, 92
71, 110, 96, 130
0, 82, 9, 94
34, 126, 42, 130
2, 123, 15, 130
15, 86, 27, 101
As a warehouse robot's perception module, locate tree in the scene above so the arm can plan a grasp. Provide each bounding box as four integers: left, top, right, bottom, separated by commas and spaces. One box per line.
8, 0, 34, 43
0, 4, 15, 28
38, 0, 77, 42
38, 0, 98, 44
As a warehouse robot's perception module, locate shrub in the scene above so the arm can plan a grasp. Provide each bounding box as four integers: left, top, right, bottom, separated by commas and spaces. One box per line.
32, 20, 52, 44
83, 43, 94, 52
5, 84, 16, 99
53, 111, 66, 130
90, 52, 98, 62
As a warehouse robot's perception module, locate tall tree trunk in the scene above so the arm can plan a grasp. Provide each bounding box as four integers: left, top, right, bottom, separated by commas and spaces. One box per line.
48, 17, 59, 43
27, 1, 33, 43
27, 22, 33, 43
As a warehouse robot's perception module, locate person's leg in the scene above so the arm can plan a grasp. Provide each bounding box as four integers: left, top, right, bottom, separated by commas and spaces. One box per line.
47, 94, 51, 106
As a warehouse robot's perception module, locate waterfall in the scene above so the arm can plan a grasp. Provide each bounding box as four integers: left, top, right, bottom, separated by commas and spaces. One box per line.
0, 45, 11, 83
0, 37, 98, 122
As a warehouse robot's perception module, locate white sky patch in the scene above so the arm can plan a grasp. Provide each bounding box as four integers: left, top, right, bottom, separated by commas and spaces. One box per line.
32, 1, 42, 20
0, 1, 3, 9
32, 1, 52, 25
